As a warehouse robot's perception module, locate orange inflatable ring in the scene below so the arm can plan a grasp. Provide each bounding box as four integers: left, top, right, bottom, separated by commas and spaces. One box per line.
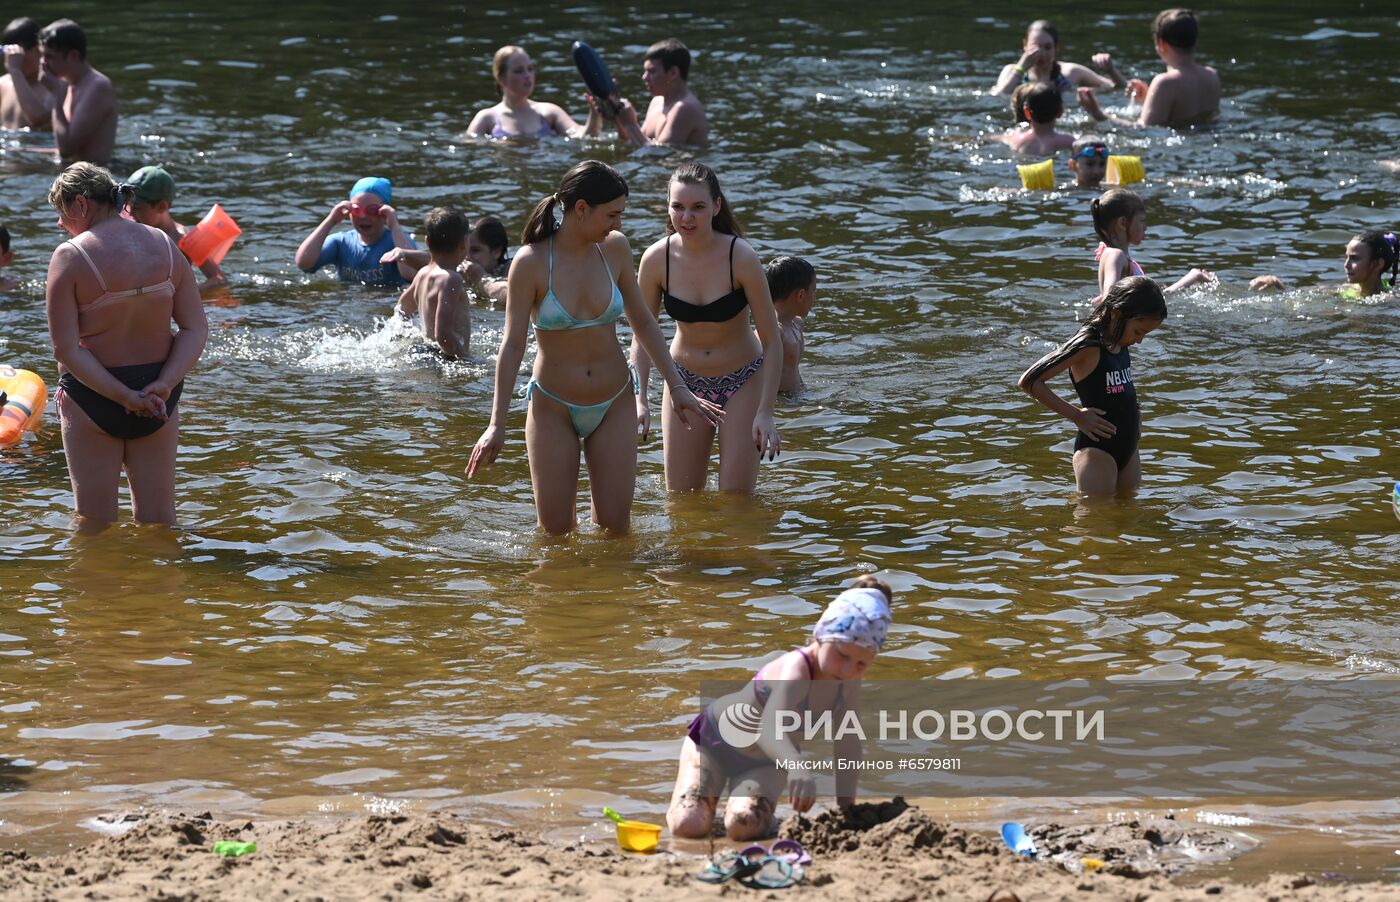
0, 366, 47, 447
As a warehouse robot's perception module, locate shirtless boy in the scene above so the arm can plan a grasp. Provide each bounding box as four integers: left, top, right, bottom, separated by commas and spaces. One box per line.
1081, 8, 1219, 129
764, 256, 816, 395
611, 38, 707, 147
39, 19, 116, 163
1001, 83, 1074, 156
1, 17, 53, 130
396, 208, 471, 359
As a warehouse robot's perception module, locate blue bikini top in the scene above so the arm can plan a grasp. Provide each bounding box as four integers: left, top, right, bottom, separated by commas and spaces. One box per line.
534, 239, 624, 332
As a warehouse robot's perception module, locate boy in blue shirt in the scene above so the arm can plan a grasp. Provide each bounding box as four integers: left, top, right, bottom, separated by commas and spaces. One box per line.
295, 176, 415, 287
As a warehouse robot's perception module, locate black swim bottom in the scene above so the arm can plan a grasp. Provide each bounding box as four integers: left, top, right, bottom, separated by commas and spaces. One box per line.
58, 363, 184, 440
1074, 428, 1139, 470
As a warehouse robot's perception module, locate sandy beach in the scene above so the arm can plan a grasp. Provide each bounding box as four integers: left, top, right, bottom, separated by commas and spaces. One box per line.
3, 801, 1397, 901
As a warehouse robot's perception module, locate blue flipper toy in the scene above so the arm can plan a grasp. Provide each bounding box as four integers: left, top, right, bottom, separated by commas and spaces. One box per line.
572, 41, 619, 119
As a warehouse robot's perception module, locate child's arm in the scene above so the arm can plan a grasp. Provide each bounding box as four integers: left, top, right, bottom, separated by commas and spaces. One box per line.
1138, 75, 1177, 128
3, 47, 55, 127
432, 276, 469, 360
197, 258, 227, 297
1165, 268, 1213, 293
629, 243, 667, 439
395, 280, 417, 317
465, 107, 495, 137
1089, 53, 1129, 90
384, 247, 430, 276
295, 202, 350, 272
379, 206, 417, 283
1017, 339, 1116, 441
991, 46, 1043, 95
1097, 246, 1130, 299
466, 249, 538, 478
833, 680, 862, 807
1077, 87, 1137, 129
755, 654, 821, 813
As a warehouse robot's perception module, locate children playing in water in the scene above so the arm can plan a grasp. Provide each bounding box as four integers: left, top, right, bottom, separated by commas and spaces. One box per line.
608, 38, 708, 147
1, 17, 53, 130
295, 177, 416, 288
764, 256, 815, 395
395, 208, 471, 359
668, 576, 894, 840
1250, 231, 1398, 299
1068, 135, 1109, 189
126, 166, 227, 297
1018, 276, 1166, 497
1091, 188, 1212, 301
0, 225, 16, 292
381, 215, 509, 302
1000, 83, 1073, 156
1080, 8, 1220, 129
990, 20, 1121, 96
39, 19, 117, 164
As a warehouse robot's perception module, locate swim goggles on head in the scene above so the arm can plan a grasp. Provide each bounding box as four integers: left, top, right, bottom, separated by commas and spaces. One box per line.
1073, 146, 1110, 160
348, 203, 384, 218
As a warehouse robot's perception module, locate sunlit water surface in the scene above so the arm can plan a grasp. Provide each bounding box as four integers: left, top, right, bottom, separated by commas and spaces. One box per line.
2, 0, 1399, 879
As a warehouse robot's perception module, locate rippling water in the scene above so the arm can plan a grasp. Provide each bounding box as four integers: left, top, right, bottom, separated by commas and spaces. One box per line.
2, 0, 1399, 875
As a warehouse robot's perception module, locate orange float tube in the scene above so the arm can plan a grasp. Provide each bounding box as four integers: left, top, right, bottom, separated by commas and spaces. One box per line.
0, 366, 47, 446
178, 204, 242, 267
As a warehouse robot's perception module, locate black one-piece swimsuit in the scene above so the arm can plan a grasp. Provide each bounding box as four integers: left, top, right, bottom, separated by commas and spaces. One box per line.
1071, 342, 1139, 469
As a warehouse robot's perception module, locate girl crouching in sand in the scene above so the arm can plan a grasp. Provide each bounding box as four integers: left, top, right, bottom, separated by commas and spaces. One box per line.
1018, 276, 1167, 497
668, 577, 894, 840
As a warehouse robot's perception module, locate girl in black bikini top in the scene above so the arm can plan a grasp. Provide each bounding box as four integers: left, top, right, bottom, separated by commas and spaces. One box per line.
662, 232, 749, 323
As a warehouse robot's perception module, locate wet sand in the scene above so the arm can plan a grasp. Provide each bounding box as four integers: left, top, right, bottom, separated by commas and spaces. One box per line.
3, 802, 1395, 901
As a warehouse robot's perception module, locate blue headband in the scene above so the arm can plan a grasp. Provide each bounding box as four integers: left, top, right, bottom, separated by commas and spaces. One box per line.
349, 177, 392, 204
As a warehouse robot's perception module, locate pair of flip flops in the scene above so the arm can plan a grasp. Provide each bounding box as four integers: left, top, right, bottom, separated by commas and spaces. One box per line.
695, 839, 810, 889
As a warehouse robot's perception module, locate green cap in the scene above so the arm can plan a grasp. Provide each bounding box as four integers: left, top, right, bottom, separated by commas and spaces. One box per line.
128, 166, 176, 204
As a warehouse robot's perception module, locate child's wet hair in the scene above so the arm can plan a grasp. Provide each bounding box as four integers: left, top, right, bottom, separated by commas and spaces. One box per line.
765, 255, 815, 301
849, 574, 893, 605
1090, 188, 1146, 243
1011, 82, 1062, 125
1088, 275, 1167, 345
521, 160, 628, 246
470, 216, 509, 267
1354, 230, 1399, 288
667, 161, 743, 237
1153, 8, 1199, 50
425, 207, 470, 254
0, 225, 10, 255
645, 38, 691, 80
1072, 134, 1108, 156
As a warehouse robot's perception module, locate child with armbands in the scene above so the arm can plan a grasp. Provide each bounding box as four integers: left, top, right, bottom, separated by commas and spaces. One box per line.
1250, 230, 1397, 299
1018, 276, 1167, 496
382, 215, 509, 302
126, 166, 227, 296
763, 256, 816, 395
0, 225, 17, 292
1000, 82, 1073, 156
1090, 187, 1212, 301
1068, 135, 1110, 189
668, 576, 893, 841
396, 208, 471, 359
295, 176, 416, 288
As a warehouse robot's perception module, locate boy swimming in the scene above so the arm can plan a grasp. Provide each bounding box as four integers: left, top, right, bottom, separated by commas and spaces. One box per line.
1068, 135, 1109, 188
295, 176, 416, 288
396, 207, 472, 359
1081, 8, 1220, 129
1000, 83, 1073, 156
764, 256, 816, 395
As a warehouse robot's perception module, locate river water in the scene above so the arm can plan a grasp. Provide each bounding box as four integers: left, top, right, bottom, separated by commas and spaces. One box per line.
2, 0, 1399, 879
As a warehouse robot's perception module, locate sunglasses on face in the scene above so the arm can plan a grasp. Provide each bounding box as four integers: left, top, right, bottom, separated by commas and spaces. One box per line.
1074, 146, 1110, 160
348, 203, 383, 218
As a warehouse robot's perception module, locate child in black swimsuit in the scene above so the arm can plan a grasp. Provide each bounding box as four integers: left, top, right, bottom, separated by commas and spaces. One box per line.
1018, 276, 1167, 497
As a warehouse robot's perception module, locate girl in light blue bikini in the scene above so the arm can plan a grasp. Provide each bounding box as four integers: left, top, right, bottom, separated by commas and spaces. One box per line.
466, 161, 721, 536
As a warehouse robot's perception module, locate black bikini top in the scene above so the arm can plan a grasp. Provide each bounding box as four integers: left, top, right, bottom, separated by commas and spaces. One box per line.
663, 234, 750, 324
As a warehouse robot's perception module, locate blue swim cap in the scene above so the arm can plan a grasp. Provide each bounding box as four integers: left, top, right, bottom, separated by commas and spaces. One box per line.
349, 176, 392, 204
